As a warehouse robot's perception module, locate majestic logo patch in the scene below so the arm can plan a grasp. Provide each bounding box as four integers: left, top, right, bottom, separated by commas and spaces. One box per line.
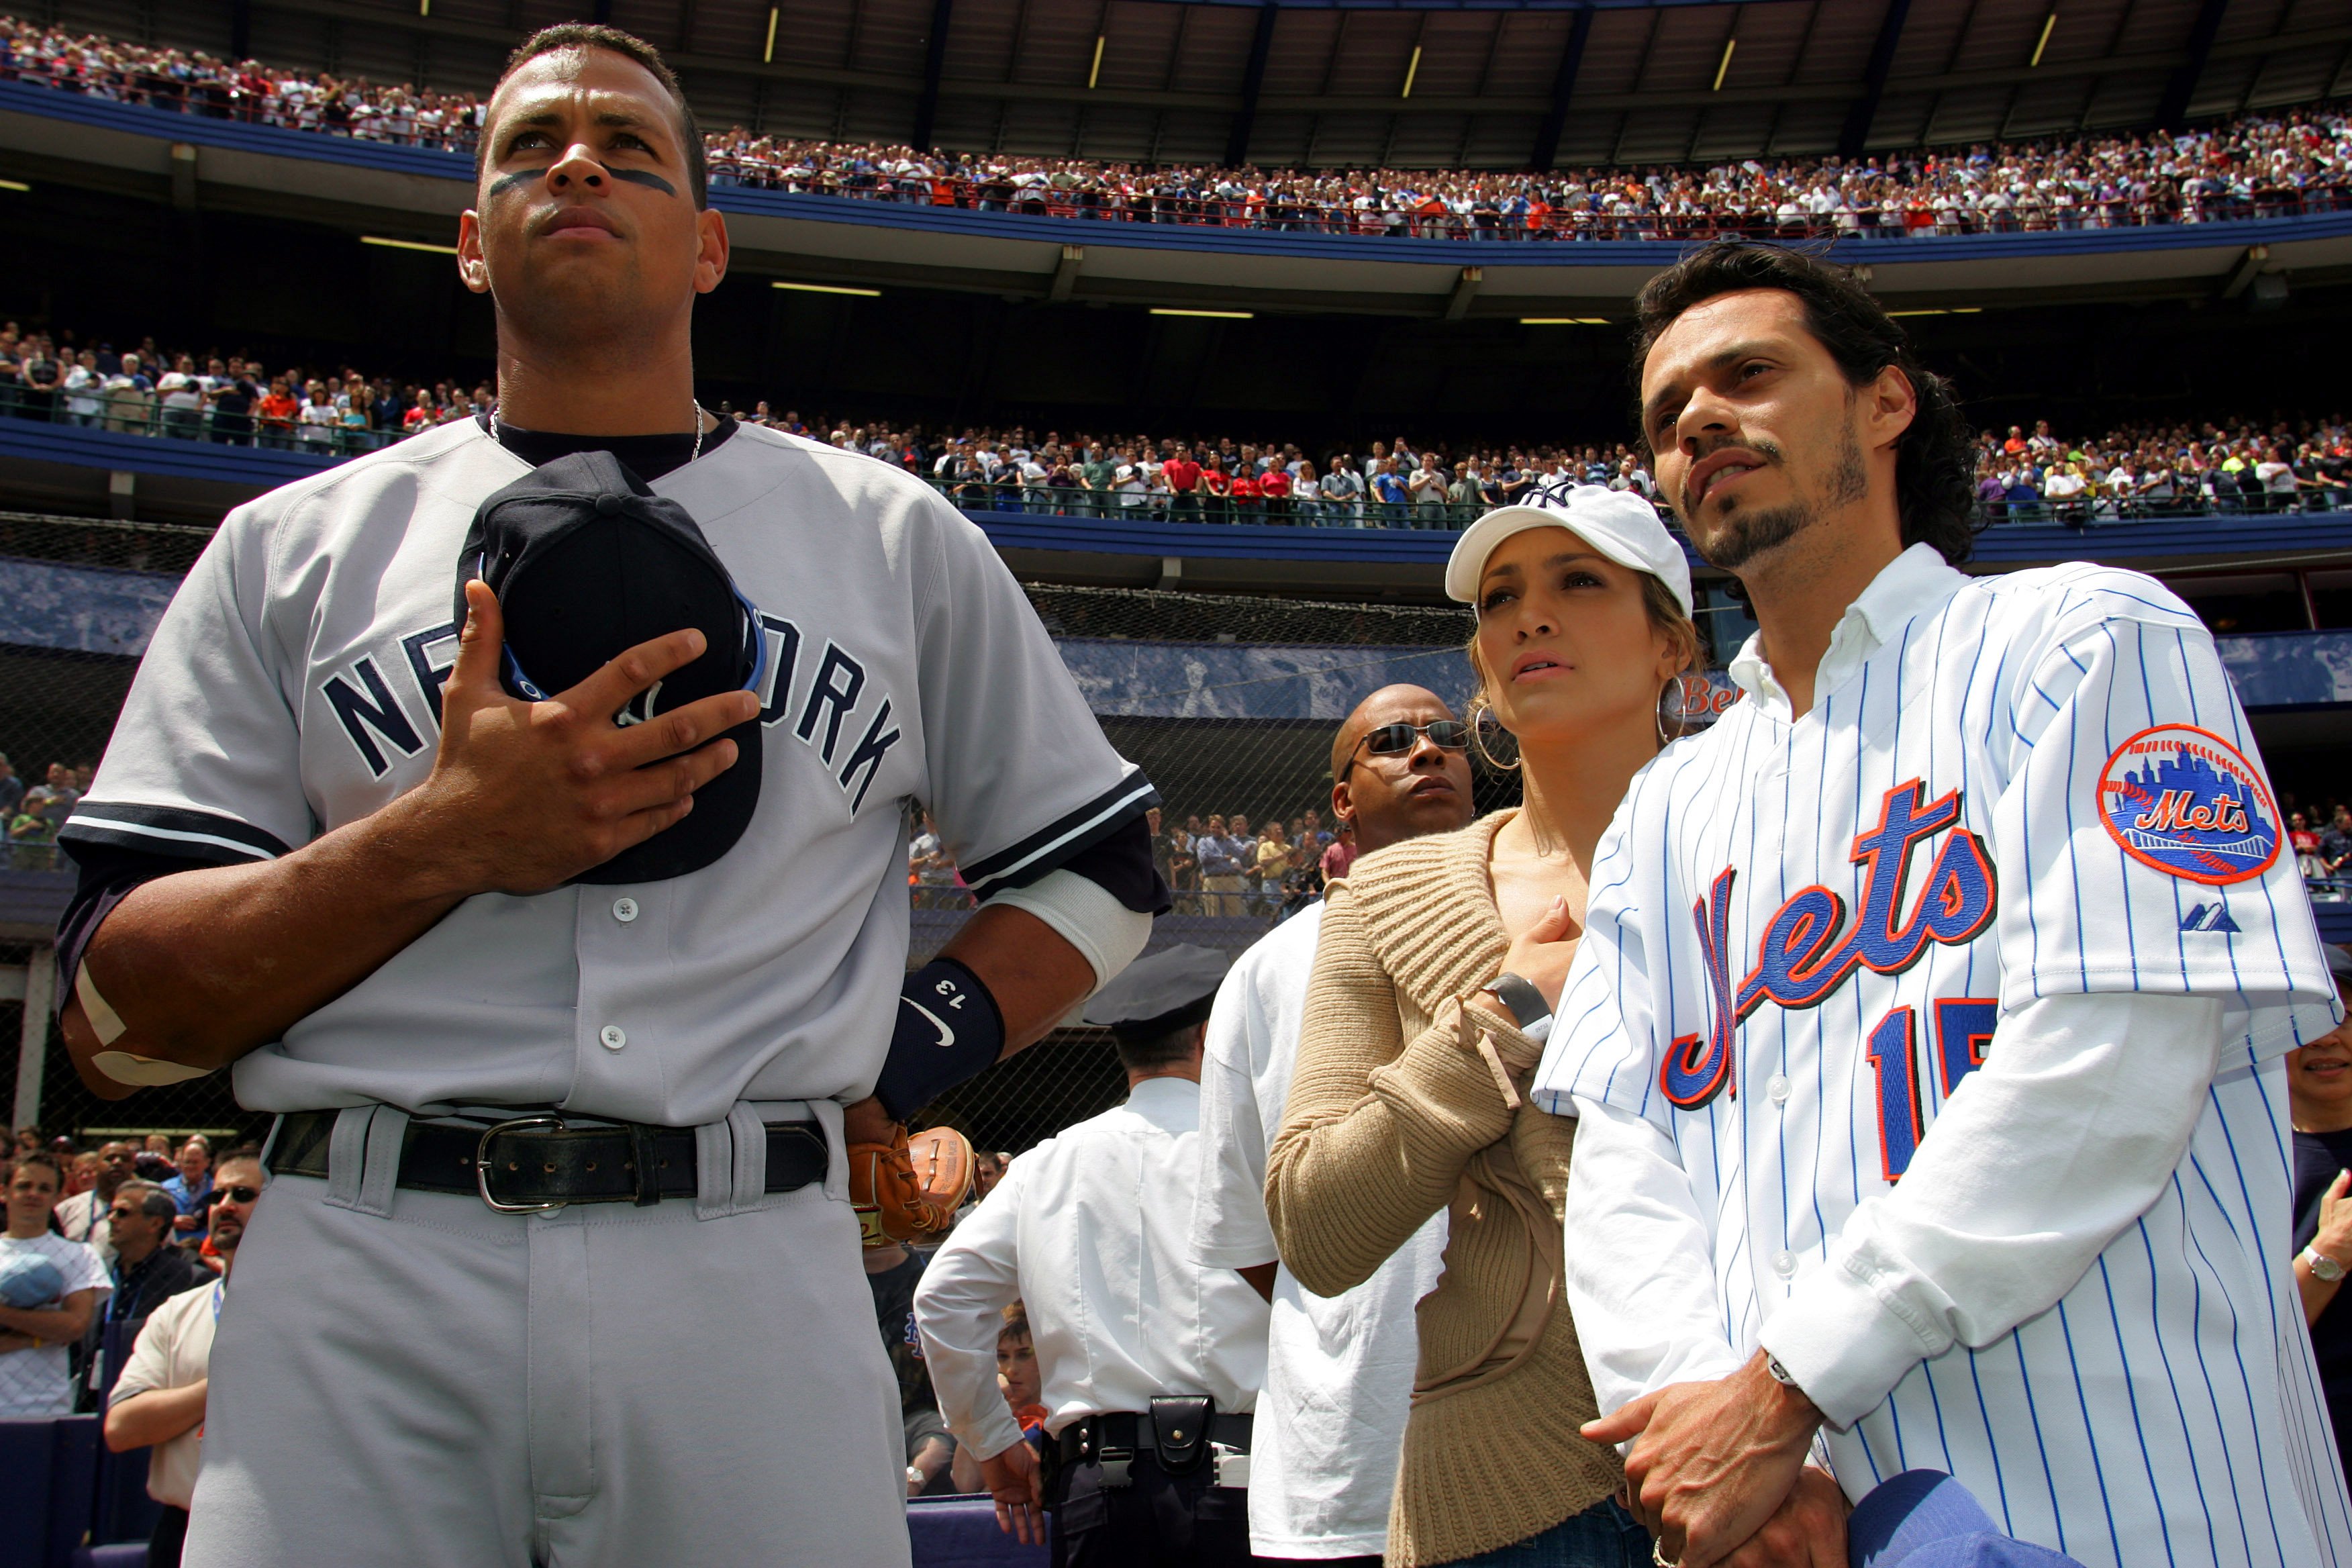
2179, 902, 2242, 934
2097, 724, 2281, 886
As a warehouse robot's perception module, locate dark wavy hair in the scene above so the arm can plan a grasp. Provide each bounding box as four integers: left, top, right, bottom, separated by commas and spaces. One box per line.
1630, 240, 1979, 565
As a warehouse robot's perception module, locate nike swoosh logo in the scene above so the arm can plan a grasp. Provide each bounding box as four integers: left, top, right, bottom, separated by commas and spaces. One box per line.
906, 999, 957, 1050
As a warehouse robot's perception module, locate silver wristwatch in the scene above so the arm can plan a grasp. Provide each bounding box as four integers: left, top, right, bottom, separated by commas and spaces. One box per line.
1480, 973, 1551, 1032
2304, 1246, 2347, 1283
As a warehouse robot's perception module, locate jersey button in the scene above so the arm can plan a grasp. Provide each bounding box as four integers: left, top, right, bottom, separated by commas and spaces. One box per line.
1767, 1074, 1790, 1105
599, 1025, 627, 1052
612, 897, 639, 924
1772, 1250, 1796, 1278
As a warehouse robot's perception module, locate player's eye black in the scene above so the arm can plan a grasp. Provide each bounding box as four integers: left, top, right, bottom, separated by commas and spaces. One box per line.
207, 1185, 262, 1205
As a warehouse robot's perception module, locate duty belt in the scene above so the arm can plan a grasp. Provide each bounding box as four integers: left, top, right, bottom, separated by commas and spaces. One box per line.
269, 1108, 828, 1214
1055, 1402, 1252, 1487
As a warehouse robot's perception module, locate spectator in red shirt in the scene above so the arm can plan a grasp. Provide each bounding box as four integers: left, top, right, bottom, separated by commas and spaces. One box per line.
1229, 465, 1261, 519
1163, 445, 1204, 523
1199, 456, 1232, 521
1319, 818, 1359, 885
401, 389, 438, 436
2294, 812, 2326, 879
254, 379, 299, 450
1260, 462, 1293, 523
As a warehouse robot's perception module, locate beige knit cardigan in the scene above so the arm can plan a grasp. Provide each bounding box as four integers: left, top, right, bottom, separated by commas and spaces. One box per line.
1266, 812, 1621, 1567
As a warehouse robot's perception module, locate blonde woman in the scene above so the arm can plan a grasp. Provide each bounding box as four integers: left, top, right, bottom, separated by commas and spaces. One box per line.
1268, 485, 1700, 1567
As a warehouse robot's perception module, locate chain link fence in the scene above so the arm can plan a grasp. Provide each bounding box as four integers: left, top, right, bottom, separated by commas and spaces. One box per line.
0, 513, 1530, 1153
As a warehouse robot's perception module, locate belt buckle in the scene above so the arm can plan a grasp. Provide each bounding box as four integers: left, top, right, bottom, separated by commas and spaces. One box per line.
476, 1115, 569, 1214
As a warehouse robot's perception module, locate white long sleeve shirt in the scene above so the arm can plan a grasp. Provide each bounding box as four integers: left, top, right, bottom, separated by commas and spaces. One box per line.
914, 1076, 1269, 1463
1535, 545, 2349, 1566
1189, 903, 1445, 1558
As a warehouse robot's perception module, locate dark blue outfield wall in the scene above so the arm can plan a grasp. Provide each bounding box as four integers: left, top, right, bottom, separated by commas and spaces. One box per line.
0, 552, 1486, 720
4, 549, 2345, 714
8, 77, 2352, 268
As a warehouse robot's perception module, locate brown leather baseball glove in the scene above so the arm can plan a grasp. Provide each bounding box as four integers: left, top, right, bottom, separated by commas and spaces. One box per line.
850, 1124, 976, 1248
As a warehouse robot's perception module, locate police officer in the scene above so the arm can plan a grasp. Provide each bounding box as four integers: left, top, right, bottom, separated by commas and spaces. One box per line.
915, 946, 1270, 1567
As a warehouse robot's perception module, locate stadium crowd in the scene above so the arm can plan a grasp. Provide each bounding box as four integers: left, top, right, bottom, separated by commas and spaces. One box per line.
913, 804, 1351, 918
5, 13, 2352, 241
6, 312, 2349, 531
0, 753, 89, 872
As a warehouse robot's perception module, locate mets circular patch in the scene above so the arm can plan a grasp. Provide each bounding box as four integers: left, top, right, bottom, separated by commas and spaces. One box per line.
2098, 723, 2282, 886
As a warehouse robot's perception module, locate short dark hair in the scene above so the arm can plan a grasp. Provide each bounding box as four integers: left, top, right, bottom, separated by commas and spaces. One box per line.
113, 1180, 178, 1226
1631, 240, 1979, 566
482, 24, 707, 209
1110, 1018, 1204, 1075
11, 1150, 62, 1185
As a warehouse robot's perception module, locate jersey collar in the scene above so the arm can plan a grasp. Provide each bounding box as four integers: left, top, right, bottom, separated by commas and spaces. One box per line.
1726, 541, 1968, 724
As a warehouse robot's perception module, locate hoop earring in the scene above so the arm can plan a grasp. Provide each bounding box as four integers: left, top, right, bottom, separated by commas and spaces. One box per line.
1470, 697, 1522, 773
1655, 678, 1685, 749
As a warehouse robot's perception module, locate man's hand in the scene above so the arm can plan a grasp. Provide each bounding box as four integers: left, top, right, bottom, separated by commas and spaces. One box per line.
1712, 1466, 1848, 1568
417, 580, 759, 897
1583, 1353, 1822, 1568
65, 583, 763, 1086
979, 1438, 1045, 1546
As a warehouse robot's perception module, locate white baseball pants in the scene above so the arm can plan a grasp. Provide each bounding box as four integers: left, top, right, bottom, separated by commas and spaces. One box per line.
183, 1106, 909, 1568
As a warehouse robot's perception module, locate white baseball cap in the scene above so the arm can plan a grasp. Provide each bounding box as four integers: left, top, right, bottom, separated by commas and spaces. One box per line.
1443, 482, 1693, 617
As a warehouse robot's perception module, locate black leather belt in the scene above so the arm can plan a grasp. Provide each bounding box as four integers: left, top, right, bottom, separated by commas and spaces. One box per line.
270, 1108, 828, 1212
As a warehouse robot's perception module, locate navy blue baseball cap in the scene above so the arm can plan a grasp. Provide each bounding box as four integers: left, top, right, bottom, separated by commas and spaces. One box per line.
456, 449, 767, 885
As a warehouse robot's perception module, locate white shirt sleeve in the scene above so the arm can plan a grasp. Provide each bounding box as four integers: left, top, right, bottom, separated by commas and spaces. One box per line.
58, 505, 309, 868
910, 500, 1154, 902
1563, 1096, 1751, 1414
1190, 968, 1279, 1271
912, 1162, 1028, 1462
107, 1302, 178, 1407
1757, 988, 2222, 1428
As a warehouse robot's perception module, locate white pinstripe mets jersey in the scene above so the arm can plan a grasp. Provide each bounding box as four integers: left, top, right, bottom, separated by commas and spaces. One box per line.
60, 418, 1153, 1125
1534, 543, 2350, 1567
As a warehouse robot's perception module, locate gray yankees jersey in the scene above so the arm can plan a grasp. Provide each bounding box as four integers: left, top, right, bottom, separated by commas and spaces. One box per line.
62, 419, 1155, 1124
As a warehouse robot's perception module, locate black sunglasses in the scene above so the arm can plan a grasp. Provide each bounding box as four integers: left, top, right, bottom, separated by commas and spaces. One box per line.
206, 1185, 262, 1206
1341, 720, 1469, 779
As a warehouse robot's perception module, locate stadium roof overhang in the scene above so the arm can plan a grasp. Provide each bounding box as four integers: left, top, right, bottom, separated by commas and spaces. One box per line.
7, 80, 2351, 321
186, 0, 2352, 175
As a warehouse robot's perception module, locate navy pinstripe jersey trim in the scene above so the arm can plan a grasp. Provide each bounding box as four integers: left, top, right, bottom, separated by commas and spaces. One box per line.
955, 771, 1160, 895
59, 802, 291, 864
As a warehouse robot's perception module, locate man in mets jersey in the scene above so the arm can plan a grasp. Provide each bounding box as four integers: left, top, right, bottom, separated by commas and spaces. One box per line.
1533, 240, 2350, 1568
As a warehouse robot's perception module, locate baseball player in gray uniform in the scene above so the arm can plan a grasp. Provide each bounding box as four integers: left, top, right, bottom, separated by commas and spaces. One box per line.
52, 25, 1159, 1567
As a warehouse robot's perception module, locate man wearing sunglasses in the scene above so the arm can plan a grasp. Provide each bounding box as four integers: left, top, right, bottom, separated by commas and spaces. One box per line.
101, 1180, 205, 1332
1188, 684, 1474, 1565
106, 1150, 264, 1568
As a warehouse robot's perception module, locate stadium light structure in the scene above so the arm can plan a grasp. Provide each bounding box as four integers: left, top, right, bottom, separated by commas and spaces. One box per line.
1521, 317, 1610, 326
773, 281, 881, 297
765, 8, 780, 64
0, 178, 28, 192
360, 235, 457, 255
1152, 308, 1253, 320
